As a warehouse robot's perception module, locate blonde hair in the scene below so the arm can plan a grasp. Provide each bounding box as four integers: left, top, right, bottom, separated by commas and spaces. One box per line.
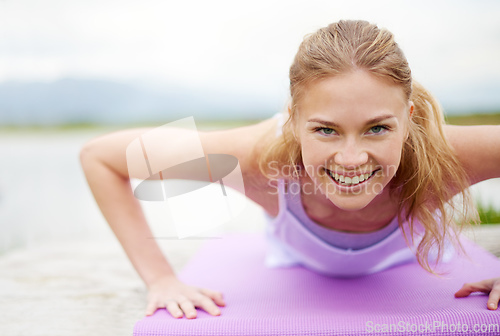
259, 20, 477, 273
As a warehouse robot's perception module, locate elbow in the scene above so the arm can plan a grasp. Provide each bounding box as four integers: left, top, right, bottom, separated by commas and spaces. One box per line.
79, 138, 101, 174
79, 136, 130, 182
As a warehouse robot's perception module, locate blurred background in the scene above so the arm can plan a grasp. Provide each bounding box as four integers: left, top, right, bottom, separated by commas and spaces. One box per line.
1, 0, 500, 253
1, 1, 499, 334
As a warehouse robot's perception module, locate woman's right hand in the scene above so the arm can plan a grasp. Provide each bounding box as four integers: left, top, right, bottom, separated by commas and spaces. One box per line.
145, 276, 226, 319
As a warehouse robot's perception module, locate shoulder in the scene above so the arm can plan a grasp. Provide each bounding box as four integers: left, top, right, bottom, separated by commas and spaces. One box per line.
81, 116, 281, 213
443, 124, 500, 184
199, 116, 279, 170
199, 117, 281, 213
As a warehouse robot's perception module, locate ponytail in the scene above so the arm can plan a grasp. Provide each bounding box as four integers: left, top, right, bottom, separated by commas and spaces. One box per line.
393, 81, 478, 273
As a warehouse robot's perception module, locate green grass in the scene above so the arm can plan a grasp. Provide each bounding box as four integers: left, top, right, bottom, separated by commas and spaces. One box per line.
477, 203, 500, 225
0, 119, 258, 133
445, 113, 500, 225
445, 112, 500, 125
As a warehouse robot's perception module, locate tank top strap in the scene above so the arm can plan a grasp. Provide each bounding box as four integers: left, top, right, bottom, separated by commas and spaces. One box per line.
276, 179, 288, 216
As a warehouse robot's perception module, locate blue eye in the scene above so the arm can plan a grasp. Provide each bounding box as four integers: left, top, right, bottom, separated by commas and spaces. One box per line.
367, 125, 388, 134
322, 128, 334, 135
316, 127, 336, 135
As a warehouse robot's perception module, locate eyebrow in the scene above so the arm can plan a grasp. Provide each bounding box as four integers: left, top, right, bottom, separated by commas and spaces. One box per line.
307, 114, 396, 127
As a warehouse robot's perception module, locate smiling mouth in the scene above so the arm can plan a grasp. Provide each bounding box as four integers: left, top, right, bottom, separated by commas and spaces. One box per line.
326, 169, 380, 187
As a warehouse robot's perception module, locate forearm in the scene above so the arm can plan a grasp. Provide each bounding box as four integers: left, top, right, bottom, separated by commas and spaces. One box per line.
444, 125, 500, 183
80, 148, 176, 287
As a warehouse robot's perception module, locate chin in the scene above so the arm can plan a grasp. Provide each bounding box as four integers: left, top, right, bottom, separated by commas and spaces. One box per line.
327, 196, 374, 212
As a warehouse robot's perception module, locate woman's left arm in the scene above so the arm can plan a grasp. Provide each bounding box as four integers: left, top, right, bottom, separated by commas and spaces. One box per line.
444, 125, 500, 184
445, 124, 500, 310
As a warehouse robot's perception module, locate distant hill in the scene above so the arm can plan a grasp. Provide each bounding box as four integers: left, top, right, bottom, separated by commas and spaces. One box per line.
1, 77, 499, 126
0, 79, 281, 126
434, 79, 500, 115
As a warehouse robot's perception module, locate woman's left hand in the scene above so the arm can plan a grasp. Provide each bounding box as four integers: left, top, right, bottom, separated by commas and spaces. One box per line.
454, 277, 500, 310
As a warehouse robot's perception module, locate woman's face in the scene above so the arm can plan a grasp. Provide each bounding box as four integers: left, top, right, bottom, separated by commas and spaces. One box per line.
295, 70, 413, 211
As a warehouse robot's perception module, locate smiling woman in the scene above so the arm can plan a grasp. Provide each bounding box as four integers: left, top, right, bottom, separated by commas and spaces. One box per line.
259, 21, 476, 274
80, 19, 500, 320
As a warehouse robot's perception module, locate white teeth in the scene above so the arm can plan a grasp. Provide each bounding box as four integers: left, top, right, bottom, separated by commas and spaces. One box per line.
329, 170, 375, 186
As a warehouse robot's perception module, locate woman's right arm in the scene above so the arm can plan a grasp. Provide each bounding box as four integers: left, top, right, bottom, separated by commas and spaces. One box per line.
79, 128, 226, 318
79, 119, 278, 318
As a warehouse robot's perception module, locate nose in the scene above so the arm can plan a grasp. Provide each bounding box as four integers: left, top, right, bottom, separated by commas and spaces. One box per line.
334, 138, 368, 169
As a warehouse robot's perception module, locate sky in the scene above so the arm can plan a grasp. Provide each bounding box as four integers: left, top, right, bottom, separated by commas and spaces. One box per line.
1, 0, 499, 112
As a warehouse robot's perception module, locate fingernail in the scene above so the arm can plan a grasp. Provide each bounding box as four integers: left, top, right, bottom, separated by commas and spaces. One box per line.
488, 302, 496, 309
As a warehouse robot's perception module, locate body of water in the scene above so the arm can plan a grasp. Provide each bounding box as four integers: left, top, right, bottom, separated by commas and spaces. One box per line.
0, 129, 499, 254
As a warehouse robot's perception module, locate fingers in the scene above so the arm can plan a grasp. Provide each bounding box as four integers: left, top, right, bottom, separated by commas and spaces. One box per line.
145, 301, 160, 316
454, 278, 500, 310
487, 280, 500, 310
146, 298, 195, 319
200, 288, 226, 307
178, 298, 198, 319
165, 300, 184, 318
192, 293, 222, 316
145, 299, 183, 318
145, 286, 226, 319
454, 280, 492, 298
154, 294, 223, 319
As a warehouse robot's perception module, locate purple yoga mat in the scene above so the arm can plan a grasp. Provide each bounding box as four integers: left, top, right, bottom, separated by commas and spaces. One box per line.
134, 233, 500, 336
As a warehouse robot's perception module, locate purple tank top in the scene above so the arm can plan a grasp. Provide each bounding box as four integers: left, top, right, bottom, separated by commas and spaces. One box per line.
286, 178, 400, 250
264, 179, 454, 277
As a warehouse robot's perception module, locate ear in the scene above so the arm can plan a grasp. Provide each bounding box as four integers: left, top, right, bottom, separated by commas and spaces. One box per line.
408, 101, 414, 119
404, 101, 414, 142
291, 121, 298, 142
285, 100, 298, 140
285, 100, 292, 120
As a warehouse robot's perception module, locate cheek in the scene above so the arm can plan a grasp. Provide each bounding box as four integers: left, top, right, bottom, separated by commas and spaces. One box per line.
301, 142, 330, 166
380, 140, 404, 178
300, 138, 319, 163
300, 141, 327, 179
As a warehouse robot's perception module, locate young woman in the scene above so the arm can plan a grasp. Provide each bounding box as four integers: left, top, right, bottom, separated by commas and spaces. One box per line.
80, 20, 500, 319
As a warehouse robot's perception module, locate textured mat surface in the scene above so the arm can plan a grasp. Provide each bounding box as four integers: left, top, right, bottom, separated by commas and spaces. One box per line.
134, 233, 500, 335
